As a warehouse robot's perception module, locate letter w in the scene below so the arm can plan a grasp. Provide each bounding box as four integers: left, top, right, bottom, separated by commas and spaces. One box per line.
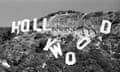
43, 38, 63, 58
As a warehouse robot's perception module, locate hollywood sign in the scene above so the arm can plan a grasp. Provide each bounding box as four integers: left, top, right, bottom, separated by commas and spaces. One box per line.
11, 18, 51, 34
11, 18, 112, 65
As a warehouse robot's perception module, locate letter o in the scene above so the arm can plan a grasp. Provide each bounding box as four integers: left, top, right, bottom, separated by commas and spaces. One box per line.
65, 52, 76, 65
77, 37, 91, 50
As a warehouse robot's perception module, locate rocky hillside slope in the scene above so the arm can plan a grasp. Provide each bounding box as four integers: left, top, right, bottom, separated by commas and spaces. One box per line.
0, 10, 120, 72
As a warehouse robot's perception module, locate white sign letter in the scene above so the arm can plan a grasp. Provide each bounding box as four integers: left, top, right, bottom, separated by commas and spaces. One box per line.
21, 19, 30, 32
43, 38, 62, 58
49, 43, 63, 58
33, 18, 42, 32
77, 37, 91, 50
42, 18, 51, 31
43, 38, 58, 51
65, 52, 76, 65
11, 21, 21, 34
100, 20, 112, 34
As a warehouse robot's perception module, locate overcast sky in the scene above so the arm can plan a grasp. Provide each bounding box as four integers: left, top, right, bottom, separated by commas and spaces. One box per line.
0, 0, 120, 27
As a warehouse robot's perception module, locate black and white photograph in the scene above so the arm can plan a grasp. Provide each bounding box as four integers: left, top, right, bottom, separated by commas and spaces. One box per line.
0, 0, 120, 72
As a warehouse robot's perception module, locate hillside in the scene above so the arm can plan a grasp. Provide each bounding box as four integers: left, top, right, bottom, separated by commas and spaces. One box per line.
0, 10, 120, 72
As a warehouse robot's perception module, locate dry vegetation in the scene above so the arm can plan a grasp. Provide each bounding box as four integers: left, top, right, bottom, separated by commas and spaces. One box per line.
0, 10, 120, 72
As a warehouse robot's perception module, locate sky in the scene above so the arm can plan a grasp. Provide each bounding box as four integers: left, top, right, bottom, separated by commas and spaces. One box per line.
0, 0, 120, 27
